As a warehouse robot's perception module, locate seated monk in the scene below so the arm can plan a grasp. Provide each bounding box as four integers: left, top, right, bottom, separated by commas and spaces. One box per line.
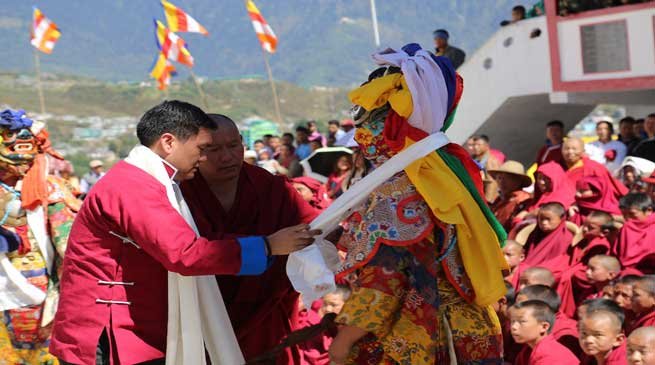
488, 161, 533, 232
181, 114, 319, 363
612, 193, 655, 276
544, 211, 613, 318
572, 175, 623, 226
522, 202, 575, 267
518, 267, 556, 292
562, 137, 628, 199
519, 161, 576, 220
504, 240, 526, 289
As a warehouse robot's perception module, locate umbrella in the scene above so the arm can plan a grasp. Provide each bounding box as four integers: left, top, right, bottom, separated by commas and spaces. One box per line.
300, 147, 353, 183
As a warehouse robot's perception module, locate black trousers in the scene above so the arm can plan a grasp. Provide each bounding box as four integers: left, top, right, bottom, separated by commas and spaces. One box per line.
59, 330, 165, 365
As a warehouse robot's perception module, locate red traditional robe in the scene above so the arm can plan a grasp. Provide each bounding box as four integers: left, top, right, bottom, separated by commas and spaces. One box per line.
552, 312, 582, 358
612, 215, 655, 274
182, 163, 318, 364
50, 161, 270, 365
523, 221, 574, 268
566, 157, 628, 198
536, 143, 564, 167
543, 237, 611, 318
626, 310, 655, 336
515, 334, 580, 365
529, 161, 576, 212
581, 341, 627, 365
290, 300, 336, 365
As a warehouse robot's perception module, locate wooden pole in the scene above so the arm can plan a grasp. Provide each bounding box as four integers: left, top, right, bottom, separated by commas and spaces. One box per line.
33, 49, 46, 115
261, 51, 283, 125
188, 68, 209, 110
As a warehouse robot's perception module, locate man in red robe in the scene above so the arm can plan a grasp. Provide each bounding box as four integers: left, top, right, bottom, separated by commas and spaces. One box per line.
562, 137, 628, 198
50, 102, 318, 365
182, 114, 319, 364
523, 202, 574, 268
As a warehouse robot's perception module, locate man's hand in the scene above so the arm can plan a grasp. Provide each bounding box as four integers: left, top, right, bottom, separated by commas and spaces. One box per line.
266, 224, 322, 255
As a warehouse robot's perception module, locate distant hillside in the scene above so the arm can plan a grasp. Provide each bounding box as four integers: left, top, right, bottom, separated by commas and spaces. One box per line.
0, 0, 529, 86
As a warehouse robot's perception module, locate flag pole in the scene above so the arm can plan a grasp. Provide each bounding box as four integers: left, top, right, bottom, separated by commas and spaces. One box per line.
188, 68, 208, 110
33, 49, 46, 115
261, 51, 283, 125
369, 0, 381, 48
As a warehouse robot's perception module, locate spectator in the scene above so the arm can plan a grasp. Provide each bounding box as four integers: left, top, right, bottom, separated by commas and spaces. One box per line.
257, 148, 287, 175
633, 118, 646, 139
535, 120, 565, 166
325, 155, 352, 199
295, 126, 312, 160
262, 134, 273, 148
334, 119, 355, 147
619, 117, 640, 155
282, 132, 295, 147
291, 176, 331, 211
277, 144, 303, 178
501, 5, 526, 26
269, 135, 282, 158
327, 120, 344, 147
523, 202, 573, 267
519, 267, 556, 291
632, 114, 655, 162
59, 160, 81, 196
433, 29, 466, 69
488, 160, 533, 232
252, 139, 266, 154
472, 134, 502, 202
611, 193, 655, 275
627, 326, 655, 365
578, 308, 627, 365
307, 120, 326, 147
342, 149, 373, 192
465, 136, 476, 157
627, 276, 655, 335
585, 120, 627, 173
527, 1, 545, 18
80, 159, 105, 194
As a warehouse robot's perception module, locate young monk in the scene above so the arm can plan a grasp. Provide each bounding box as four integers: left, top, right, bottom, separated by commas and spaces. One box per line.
578, 308, 627, 365
613, 275, 641, 330
577, 299, 625, 324
518, 161, 576, 219
546, 211, 614, 318
295, 286, 352, 365
627, 326, 655, 365
572, 175, 624, 226
504, 240, 526, 288
516, 285, 581, 357
523, 202, 574, 267
510, 300, 580, 365
627, 276, 655, 335
586, 255, 621, 299
495, 282, 522, 364
519, 267, 556, 291
612, 193, 655, 275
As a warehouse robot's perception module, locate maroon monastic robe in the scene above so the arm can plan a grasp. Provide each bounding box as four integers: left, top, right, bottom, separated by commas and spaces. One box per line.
581, 341, 627, 365
514, 335, 580, 365
612, 214, 655, 274
523, 221, 574, 268
627, 311, 655, 336
566, 157, 628, 197
182, 163, 318, 364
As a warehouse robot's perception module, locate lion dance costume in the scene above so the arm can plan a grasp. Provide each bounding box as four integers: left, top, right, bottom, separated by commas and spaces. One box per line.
333, 44, 508, 364
0, 109, 80, 364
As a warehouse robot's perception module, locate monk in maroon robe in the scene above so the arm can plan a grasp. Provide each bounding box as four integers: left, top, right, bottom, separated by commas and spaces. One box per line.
562, 137, 627, 199
523, 202, 574, 268
542, 211, 613, 318
182, 114, 319, 364
611, 193, 655, 276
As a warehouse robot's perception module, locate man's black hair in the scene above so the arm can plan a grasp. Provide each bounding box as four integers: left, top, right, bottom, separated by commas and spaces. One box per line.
620, 116, 636, 125
619, 193, 653, 212
518, 285, 561, 312
253, 139, 265, 145
473, 134, 490, 143
328, 120, 340, 126
546, 120, 564, 129
581, 298, 625, 326
513, 5, 526, 15
136, 100, 215, 147
296, 126, 310, 134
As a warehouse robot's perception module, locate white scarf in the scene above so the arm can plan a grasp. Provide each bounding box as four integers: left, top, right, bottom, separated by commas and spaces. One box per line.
287, 132, 450, 306
125, 145, 244, 365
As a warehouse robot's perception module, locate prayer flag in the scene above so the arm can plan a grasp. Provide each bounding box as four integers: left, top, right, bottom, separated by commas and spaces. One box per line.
30, 7, 61, 54
246, 0, 277, 54
160, 0, 209, 36
150, 52, 177, 90
154, 19, 194, 67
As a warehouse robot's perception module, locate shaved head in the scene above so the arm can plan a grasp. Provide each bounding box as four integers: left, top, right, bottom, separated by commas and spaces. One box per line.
628, 327, 655, 365
200, 113, 244, 183
562, 137, 585, 167
629, 326, 655, 341
589, 255, 621, 274
519, 267, 555, 290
